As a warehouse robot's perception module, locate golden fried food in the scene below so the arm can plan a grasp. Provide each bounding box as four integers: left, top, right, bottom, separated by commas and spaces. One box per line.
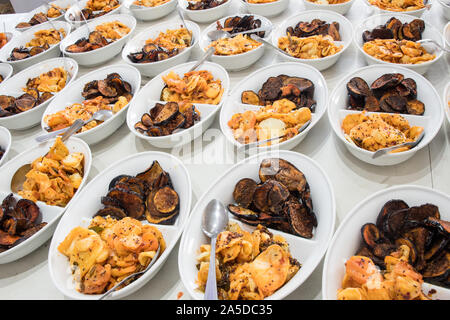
338, 245, 431, 300
208, 34, 262, 56
46, 5, 67, 18
278, 35, 342, 59
133, 0, 171, 6
25, 67, 67, 93
307, 0, 349, 3
196, 222, 300, 300
342, 111, 423, 152
228, 99, 312, 145
247, 0, 278, 3
26, 28, 65, 47
18, 137, 84, 207
86, 0, 120, 11
44, 95, 130, 133
363, 39, 435, 65
368, 0, 425, 11
0, 33, 8, 49
95, 21, 131, 40
58, 216, 165, 294
146, 28, 192, 51
161, 70, 224, 105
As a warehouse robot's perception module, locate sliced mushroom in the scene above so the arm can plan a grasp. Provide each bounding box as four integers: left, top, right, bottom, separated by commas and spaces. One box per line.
371, 73, 404, 91
361, 223, 383, 248
233, 178, 258, 208
406, 100, 425, 115
106, 188, 145, 220
347, 77, 371, 98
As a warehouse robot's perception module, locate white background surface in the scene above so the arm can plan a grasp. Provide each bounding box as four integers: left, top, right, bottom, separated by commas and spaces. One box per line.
0, 0, 448, 300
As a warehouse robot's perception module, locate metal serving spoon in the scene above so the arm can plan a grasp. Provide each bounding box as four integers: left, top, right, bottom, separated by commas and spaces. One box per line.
176, 6, 194, 46
417, 39, 450, 53
201, 199, 229, 300
207, 27, 272, 41
188, 46, 215, 72
238, 120, 312, 152
250, 34, 293, 57
99, 244, 161, 300
371, 130, 425, 159
10, 119, 84, 193
36, 109, 113, 143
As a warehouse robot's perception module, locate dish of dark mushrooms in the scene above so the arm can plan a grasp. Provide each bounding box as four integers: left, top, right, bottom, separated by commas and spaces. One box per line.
134, 102, 201, 137
94, 160, 180, 225
241, 75, 317, 112
228, 158, 317, 239
187, 0, 228, 10
216, 15, 266, 38
355, 200, 449, 289
346, 73, 425, 115
0, 194, 47, 253
363, 18, 425, 43
286, 19, 341, 41
15, 5, 66, 29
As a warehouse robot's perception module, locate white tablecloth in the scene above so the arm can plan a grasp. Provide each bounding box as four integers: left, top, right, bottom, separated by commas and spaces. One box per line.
0, 0, 448, 300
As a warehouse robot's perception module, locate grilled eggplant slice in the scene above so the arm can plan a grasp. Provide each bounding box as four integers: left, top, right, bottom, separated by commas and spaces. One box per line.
136, 161, 164, 189
228, 204, 259, 220
95, 206, 127, 219
285, 198, 314, 239
15, 199, 41, 225
395, 238, 418, 265
371, 73, 404, 91
233, 178, 258, 208
106, 188, 145, 220
145, 189, 179, 225
383, 208, 409, 238
376, 199, 409, 230
259, 158, 307, 193
253, 180, 289, 214
347, 77, 371, 98
241, 90, 261, 105
424, 217, 450, 235
152, 102, 179, 126
0, 229, 20, 246
361, 223, 383, 248
422, 252, 450, 281
406, 100, 425, 115
424, 236, 448, 262
153, 186, 179, 214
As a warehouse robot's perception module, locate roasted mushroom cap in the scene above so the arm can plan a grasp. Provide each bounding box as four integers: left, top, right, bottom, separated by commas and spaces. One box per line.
233, 178, 258, 208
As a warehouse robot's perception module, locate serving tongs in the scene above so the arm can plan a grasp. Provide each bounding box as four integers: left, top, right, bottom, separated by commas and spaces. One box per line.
99, 244, 161, 300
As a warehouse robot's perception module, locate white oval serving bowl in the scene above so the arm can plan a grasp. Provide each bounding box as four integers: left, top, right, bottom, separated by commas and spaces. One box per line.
178, 0, 232, 23
179, 150, 336, 300
64, 0, 124, 28
444, 81, 450, 126
438, 0, 450, 20
128, 0, 178, 20
0, 136, 92, 264
0, 57, 78, 130
0, 21, 71, 72
127, 60, 229, 148
0, 63, 13, 85
122, 20, 200, 77
241, 0, 289, 17
323, 185, 450, 300
445, 22, 450, 51
362, 0, 428, 17
221, 62, 328, 151
49, 151, 192, 299
60, 14, 136, 67
302, 0, 356, 15
0, 126, 11, 167
42, 64, 141, 145
199, 14, 272, 71
271, 10, 353, 71
328, 64, 444, 166
15, 0, 73, 32
354, 13, 444, 75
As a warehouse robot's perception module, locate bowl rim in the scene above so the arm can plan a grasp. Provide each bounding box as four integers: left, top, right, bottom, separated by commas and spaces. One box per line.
41, 63, 141, 140
353, 12, 444, 69
60, 13, 137, 57
321, 184, 450, 300
0, 63, 14, 83
0, 126, 11, 167
444, 22, 450, 48
2, 20, 71, 66
327, 63, 445, 158
179, 0, 231, 12
48, 150, 192, 300
302, 0, 356, 7
0, 57, 79, 121
438, 0, 450, 7
362, 0, 428, 13
178, 149, 336, 300
271, 9, 354, 63
64, 0, 124, 24
444, 81, 450, 125
121, 19, 200, 67
198, 13, 273, 59
241, 0, 289, 7
128, 0, 178, 10
221, 61, 328, 150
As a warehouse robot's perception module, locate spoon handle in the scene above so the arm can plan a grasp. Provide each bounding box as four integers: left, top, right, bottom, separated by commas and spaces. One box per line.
371, 131, 425, 159
35, 119, 85, 143
189, 47, 215, 72
204, 236, 218, 300
250, 34, 292, 57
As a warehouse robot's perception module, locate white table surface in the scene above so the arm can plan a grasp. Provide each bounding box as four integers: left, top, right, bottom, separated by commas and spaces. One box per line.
0, 0, 448, 300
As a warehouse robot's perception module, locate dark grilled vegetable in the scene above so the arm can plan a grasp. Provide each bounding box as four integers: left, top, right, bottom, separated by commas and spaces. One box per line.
241, 90, 261, 105
347, 77, 371, 98
361, 223, 383, 248
228, 204, 260, 220
106, 188, 145, 220
233, 178, 258, 208
395, 238, 418, 264
285, 197, 315, 239
371, 74, 404, 91
288, 19, 341, 41
406, 100, 425, 115
259, 158, 307, 193
362, 17, 425, 43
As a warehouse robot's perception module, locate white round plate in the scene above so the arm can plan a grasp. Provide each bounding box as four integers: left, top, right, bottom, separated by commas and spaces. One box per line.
0, 126, 11, 167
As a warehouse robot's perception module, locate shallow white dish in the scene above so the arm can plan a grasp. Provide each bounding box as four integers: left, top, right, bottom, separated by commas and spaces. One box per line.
362, 0, 428, 17
444, 81, 450, 126
0, 21, 71, 72
0, 63, 13, 85
354, 13, 444, 75
199, 14, 272, 71
121, 20, 200, 77
302, 0, 356, 15
323, 185, 450, 300
42, 64, 141, 145
127, 60, 229, 148
178, 150, 336, 300
0, 126, 11, 167
271, 10, 353, 71
178, 0, 232, 23
220, 62, 327, 151
0, 137, 92, 264
128, 0, 178, 20
438, 0, 450, 20
60, 14, 136, 67
241, 0, 289, 17
445, 22, 450, 51
328, 64, 444, 166
49, 151, 192, 299
64, 0, 124, 28
15, 0, 73, 32
0, 57, 78, 130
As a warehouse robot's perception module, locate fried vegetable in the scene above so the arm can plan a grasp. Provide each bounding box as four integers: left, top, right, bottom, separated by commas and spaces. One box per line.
95, 206, 127, 219
228, 204, 259, 220
253, 180, 289, 214
241, 90, 261, 105
361, 223, 383, 248
347, 77, 371, 98
145, 190, 179, 225
152, 101, 179, 126
259, 158, 307, 193
153, 186, 179, 214
285, 198, 315, 239
406, 100, 425, 115
382, 208, 409, 238
106, 188, 145, 220
136, 160, 164, 189
395, 238, 418, 265
376, 199, 409, 230
233, 178, 258, 208
371, 73, 404, 91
